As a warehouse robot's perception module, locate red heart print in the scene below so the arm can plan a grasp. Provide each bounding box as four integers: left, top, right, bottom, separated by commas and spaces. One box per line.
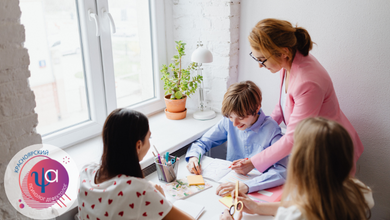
78, 189, 80, 193
82, 180, 86, 183
142, 212, 147, 217
97, 218, 100, 220
160, 200, 163, 205
91, 204, 95, 209
118, 174, 122, 178
136, 192, 141, 197
126, 180, 132, 185
118, 211, 124, 217
118, 191, 123, 196
87, 214, 89, 219
129, 203, 134, 209
93, 170, 96, 174
143, 191, 146, 195
145, 201, 150, 206
98, 197, 102, 203
113, 181, 117, 185
159, 212, 163, 216
104, 212, 109, 217
82, 202, 85, 207
79, 207, 81, 211
108, 199, 113, 205
85, 168, 88, 172
85, 191, 88, 196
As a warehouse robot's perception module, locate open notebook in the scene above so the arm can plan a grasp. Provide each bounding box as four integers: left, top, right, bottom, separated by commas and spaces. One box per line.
201, 158, 262, 183
173, 200, 205, 220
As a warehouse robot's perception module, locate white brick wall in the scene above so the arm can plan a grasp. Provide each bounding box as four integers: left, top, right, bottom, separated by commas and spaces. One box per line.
170, 0, 241, 112
0, 0, 42, 219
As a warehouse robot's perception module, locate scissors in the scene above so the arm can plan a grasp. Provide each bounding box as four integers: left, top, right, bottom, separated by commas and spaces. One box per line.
229, 180, 243, 216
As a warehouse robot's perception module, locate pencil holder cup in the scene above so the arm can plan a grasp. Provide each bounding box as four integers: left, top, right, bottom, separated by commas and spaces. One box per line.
155, 156, 179, 183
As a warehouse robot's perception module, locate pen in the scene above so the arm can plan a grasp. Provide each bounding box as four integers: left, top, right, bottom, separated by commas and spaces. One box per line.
165, 152, 169, 162
198, 153, 201, 165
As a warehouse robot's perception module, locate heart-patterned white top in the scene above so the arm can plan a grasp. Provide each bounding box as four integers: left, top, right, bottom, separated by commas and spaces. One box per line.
77, 163, 172, 220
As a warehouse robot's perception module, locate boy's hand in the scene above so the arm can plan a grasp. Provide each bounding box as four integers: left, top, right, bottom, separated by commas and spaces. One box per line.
216, 181, 249, 196
230, 159, 254, 175
186, 157, 202, 175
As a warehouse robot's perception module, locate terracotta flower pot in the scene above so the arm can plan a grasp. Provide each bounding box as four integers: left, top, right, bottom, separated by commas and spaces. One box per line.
165, 108, 187, 120
164, 95, 187, 113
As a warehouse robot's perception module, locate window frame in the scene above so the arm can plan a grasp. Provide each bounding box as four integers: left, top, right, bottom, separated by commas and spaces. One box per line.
41, 0, 167, 149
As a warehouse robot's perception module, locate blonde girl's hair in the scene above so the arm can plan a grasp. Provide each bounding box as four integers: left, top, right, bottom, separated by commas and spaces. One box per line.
221, 81, 262, 118
281, 117, 371, 220
248, 18, 313, 62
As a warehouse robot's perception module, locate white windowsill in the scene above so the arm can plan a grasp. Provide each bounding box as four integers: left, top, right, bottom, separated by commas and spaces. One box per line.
60, 108, 222, 217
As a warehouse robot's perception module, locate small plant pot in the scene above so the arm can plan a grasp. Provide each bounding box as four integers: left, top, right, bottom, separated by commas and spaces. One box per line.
164, 95, 187, 113
165, 108, 187, 120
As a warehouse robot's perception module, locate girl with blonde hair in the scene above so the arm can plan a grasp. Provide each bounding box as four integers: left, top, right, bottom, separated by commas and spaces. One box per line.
220, 117, 373, 220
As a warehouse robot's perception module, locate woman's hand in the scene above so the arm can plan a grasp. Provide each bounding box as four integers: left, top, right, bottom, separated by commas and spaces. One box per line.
230, 159, 254, 175
216, 181, 249, 197
186, 157, 201, 175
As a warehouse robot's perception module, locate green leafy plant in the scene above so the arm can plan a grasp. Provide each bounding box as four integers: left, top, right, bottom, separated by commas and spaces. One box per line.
161, 41, 203, 100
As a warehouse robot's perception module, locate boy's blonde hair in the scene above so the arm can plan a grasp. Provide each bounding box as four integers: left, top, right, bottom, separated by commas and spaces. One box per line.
221, 81, 262, 118
282, 117, 371, 220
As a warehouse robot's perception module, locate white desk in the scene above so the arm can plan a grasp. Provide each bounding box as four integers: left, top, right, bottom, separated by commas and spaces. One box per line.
146, 156, 274, 220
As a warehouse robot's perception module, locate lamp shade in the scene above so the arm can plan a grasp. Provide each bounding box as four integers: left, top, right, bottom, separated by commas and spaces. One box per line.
191, 46, 213, 63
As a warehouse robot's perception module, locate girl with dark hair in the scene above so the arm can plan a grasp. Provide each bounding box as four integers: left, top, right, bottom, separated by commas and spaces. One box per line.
77, 109, 194, 220
221, 118, 374, 220
231, 18, 364, 178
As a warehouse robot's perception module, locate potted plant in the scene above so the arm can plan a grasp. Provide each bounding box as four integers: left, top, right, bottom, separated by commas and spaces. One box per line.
160, 41, 203, 120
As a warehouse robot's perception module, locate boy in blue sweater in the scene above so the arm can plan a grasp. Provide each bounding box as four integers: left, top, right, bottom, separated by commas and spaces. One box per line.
186, 81, 288, 195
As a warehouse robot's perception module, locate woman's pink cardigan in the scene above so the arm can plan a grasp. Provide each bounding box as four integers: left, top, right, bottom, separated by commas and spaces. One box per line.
251, 52, 364, 175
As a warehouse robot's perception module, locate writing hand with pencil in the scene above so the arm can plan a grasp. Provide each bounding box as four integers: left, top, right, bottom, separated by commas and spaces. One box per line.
186, 156, 202, 175
229, 158, 255, 175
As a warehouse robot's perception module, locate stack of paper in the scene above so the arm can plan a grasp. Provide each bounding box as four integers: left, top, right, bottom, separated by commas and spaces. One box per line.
173, 200, 205, 220
201, 158, 262, 183
187, 175, 205, 185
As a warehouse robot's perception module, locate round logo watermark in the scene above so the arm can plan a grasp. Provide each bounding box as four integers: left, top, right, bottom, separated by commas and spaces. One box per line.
4, 144, 79, 219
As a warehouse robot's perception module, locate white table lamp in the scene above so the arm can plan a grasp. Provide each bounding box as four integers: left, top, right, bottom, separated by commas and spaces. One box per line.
191, 41, 216, 120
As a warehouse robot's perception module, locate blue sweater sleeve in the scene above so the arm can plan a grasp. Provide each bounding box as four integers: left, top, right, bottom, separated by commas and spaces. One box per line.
185, 118, 228, 162
244, 117, 288, 193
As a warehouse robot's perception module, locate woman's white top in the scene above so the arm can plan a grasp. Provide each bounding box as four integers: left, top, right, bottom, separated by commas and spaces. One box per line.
274, 179, 374, 220
77, 163, 172, 220
280, 74, 287, 118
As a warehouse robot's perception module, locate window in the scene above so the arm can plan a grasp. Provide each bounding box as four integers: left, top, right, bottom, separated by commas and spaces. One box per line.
20, 0, 166, 148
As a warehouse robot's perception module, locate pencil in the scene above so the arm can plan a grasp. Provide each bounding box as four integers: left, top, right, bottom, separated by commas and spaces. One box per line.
153, 145, 160, 155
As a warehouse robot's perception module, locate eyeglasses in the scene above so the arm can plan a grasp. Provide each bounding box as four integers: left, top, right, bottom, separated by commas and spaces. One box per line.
249, 52, 270, 68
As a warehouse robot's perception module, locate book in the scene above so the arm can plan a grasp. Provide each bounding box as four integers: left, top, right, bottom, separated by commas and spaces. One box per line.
187, 175, 205, 185
201, 158, 262, 183
173, 200, 205, 220
161, 178, 212, 200
248, 185, 284, 202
